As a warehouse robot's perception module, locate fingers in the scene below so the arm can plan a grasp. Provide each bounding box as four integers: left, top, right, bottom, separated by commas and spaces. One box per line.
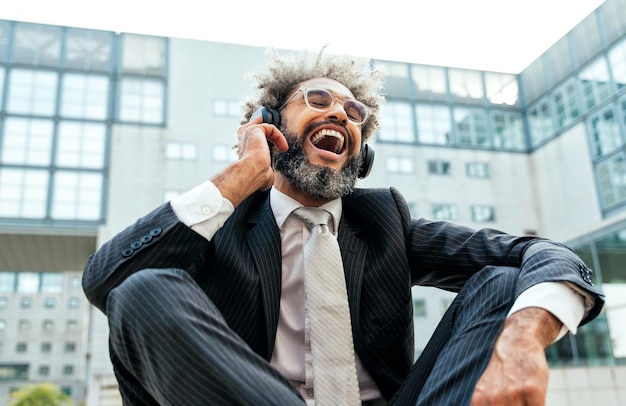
238, 116, 288, 155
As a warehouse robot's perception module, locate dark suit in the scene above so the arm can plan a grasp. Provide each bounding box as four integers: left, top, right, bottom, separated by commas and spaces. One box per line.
83, 187, 604, 405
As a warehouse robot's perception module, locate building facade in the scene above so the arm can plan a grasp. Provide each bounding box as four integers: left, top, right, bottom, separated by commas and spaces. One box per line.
1, 0, 626, 404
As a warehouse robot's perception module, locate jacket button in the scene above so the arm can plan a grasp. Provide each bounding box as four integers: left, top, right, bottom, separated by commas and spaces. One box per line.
130, 240, 142, 249
141, 234, 153, 243
121, 247, 134, 257
150, 227, 162, 237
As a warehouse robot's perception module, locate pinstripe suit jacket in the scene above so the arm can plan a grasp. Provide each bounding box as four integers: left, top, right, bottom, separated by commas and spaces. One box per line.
83, 187, 604, 400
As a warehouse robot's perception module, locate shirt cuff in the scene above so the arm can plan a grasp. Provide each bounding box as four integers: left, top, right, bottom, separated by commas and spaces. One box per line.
170, 180, 235, 241
507, 282, 586, 342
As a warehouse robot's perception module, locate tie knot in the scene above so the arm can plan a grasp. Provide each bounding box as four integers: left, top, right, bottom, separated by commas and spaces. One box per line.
293, 207, 334, 233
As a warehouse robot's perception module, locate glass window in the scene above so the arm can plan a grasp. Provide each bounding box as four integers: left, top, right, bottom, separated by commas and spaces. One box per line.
1, 118, 54, 166
0, 297, 7, 309
385, 156, 414, 174
17, 273, 39, 293
596, 153, 626, 208
7, 69, 58, 116
448, 69, 483, 103
413, 299, 426, 317
600, 0, 626, 46
18, 319, 30, 331
69, 276, 81, 289
20, 297, 32, 308
527, 98, 555, 147
453, 107, 490, 147
379, 101, 414, 142
570, 14, 602, 69
166, 141, 197, 160
213, 99, 241, 117
427, 160, 451, 175
56, 121, 106, 169
122, 34, 166, 76
484, 72, 519, 106
212, 145, 238, 163
41, 273, 63, 293
68, 297, 80, 309
376, 61, 410, 98
51, 171, 103, 221
41, 342, 52, 353
38, 365, 50, 376
64, 342, 76, 353
16, 342, 27, 353
0, 68, 4, 100
65, 28, 113, 72
592, 231, 626, 360
0, 21, 9, 62
545, 37, 573, 86
432, 204, 458, 221
13, 23, 61, 67
466, 162, 490, 178
0, 273, 16, 293
62, 364, 75, 376
552, 79, 580, 129
416, 104, 452, 145
43, 298, 56, 308
66, 320, 79, 332
520, 58, 548, 104
491, 111, 525, 150
42, 320, 55, 332
60, 73, 109, 119
0, 168, 49, 219
608, 37, 626, 92
411, 65, 447, 102
119, 78, 164, 124
471, 205, 495, 222
579, 57, 612, 110
407, 202, 418, 217
588, 107, 622, 158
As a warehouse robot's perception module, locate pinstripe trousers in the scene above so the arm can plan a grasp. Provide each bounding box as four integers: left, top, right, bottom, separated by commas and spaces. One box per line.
107, 265, 519, 406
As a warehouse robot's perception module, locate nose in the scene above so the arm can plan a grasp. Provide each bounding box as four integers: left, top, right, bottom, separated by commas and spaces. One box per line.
324, 99, 349, 124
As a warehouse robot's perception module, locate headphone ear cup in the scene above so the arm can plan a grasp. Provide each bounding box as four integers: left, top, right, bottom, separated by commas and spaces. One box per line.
251, 107, 281, 128
358, 144, 375, 178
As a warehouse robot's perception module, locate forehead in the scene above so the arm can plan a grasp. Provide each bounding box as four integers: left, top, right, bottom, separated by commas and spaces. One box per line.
297, 77, 355, 99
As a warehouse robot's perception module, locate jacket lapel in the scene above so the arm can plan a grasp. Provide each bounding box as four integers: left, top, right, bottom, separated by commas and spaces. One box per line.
337, 217, 368, 331
245, 196, 283, 357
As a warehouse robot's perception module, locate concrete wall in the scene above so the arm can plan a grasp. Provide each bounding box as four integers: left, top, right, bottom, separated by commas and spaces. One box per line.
547, 365, 626, 405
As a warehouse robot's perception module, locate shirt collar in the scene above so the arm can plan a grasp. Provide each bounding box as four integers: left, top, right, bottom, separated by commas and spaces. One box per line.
270, 187, 342, 234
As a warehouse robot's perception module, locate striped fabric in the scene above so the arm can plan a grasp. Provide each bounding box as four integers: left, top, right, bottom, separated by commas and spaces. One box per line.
83, 187, 605, 405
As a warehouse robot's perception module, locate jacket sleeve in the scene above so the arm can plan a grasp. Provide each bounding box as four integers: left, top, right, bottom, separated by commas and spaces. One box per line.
82, 202, 209, 313
392, 188, 605, 326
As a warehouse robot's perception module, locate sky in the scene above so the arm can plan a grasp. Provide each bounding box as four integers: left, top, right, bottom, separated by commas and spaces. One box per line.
1, 0, 607, 73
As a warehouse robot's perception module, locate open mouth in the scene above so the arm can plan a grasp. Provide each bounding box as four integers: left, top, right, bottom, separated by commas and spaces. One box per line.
311, 129, 345, 155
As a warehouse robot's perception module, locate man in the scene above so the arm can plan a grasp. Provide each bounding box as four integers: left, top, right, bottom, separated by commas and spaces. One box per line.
83, 51, 604, 405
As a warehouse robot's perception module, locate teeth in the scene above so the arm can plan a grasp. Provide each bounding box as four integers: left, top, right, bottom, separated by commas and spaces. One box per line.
311, 129, 345, 153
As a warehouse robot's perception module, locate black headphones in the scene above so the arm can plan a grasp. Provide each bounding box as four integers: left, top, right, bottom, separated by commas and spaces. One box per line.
250, 107, 374, 179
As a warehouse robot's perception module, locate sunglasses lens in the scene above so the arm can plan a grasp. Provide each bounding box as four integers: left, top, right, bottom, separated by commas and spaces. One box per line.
305, 89, 334, 110
304, 88, 368, 124
344, 101, 368, 124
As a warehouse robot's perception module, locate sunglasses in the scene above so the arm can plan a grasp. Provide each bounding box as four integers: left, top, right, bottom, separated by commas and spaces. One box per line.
280, 87, 370, 125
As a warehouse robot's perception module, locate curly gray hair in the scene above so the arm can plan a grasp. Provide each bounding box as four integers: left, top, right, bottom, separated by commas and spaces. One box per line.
241, 49, 386, 141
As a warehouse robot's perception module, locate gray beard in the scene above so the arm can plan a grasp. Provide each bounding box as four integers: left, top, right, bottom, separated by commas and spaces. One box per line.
272, 129, 362, 201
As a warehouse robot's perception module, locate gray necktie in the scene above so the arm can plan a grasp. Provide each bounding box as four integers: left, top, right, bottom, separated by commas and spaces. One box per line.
293, 207, 361, 405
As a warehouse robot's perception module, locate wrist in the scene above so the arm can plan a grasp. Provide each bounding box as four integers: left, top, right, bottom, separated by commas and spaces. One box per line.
211, 159, 271, 207
501, 307, 561, 348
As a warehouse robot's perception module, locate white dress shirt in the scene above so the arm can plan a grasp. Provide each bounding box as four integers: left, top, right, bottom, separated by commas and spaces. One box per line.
171, 180, 590, 402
